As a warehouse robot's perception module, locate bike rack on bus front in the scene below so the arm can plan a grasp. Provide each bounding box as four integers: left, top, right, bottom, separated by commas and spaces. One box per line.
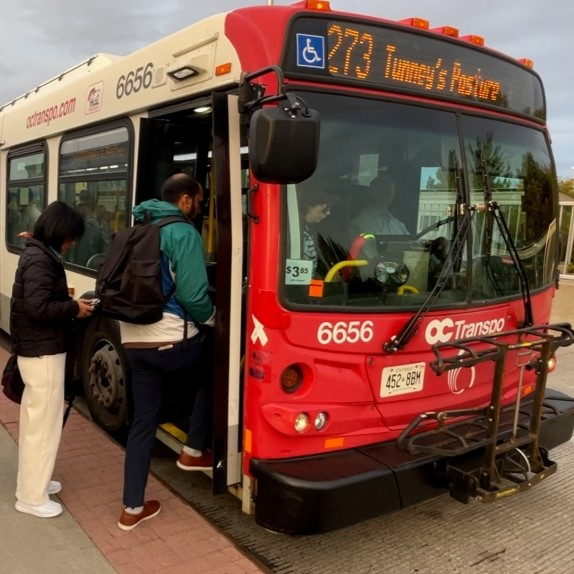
397, 323, 574, 503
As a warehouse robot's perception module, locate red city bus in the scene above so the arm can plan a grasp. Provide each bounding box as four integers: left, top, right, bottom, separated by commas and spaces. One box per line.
1, 1, 573, 534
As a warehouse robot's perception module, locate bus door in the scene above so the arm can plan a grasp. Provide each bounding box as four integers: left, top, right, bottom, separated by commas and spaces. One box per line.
135, 95, 246, 496
211, 93, 245, 495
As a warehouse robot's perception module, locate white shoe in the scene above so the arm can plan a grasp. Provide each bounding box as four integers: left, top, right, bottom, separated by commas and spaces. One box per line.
15, 499, 63, 518
47, 480, 62, 495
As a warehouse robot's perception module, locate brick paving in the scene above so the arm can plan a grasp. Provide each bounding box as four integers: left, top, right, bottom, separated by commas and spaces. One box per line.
0, 348, 266, 574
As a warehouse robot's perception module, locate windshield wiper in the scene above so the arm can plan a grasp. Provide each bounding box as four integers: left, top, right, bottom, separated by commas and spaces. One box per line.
384, 151, 471, 352
479, 156, 533, 327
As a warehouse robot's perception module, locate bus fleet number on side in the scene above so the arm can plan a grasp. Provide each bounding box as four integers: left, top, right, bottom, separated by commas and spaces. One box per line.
116, 62, 154, 99
317, 320, 374, 345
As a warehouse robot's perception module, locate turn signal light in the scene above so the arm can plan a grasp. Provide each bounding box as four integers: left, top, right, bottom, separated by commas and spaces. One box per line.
215, 63, 232, 76
281, 364, 304, 393
521, 384, 535, 398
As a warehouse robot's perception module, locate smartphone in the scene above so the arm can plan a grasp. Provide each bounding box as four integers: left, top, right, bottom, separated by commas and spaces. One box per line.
90, 298, 101, 307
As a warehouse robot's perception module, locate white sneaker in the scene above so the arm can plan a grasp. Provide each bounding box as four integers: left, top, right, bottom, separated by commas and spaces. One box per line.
47, 480, 62, 495
15, 500, 63, 518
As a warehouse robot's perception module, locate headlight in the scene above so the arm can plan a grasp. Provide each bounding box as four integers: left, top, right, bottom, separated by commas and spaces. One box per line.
314, 412, 328, 430
294, 413, 310, 433
547, 355, 556, 372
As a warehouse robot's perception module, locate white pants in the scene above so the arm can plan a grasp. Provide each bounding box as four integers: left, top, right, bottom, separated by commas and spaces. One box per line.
16, 353, 65, 505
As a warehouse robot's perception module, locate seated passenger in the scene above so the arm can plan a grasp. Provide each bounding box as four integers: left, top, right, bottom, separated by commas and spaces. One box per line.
69, 192, 104, 266
20, 190, 42, 235
96, 204, 114, 248
299, 188, 334, 279
7, 193, 22, 245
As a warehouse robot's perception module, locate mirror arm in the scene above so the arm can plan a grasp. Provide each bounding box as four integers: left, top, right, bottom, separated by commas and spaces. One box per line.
242, 65, 285, 89
246, 183, 260, 224
238, 65, 285, 114
239, 65, 312, 117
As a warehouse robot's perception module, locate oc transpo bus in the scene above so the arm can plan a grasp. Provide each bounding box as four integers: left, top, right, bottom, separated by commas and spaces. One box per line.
1, 0, 573, 534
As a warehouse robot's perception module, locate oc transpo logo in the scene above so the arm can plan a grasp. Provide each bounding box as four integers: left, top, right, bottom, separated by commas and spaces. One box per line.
447, 350, 476, 394
424, 317, 506, 394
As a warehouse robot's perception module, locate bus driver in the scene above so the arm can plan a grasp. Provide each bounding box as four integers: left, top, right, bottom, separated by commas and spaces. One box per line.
348, 175, 409, 241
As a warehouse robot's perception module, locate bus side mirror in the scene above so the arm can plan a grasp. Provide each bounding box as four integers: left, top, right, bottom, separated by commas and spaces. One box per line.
249, 105, 320, 184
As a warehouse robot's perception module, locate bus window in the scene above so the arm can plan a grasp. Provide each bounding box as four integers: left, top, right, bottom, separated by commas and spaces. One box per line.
6, 147, 47, 247
58, 124, 130, 269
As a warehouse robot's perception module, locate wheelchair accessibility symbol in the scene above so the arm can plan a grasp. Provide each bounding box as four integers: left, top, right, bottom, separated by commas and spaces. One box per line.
296, 34, 325, 69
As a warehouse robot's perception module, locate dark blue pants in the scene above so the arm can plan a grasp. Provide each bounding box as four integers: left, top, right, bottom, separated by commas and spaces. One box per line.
122, 334, 211, 507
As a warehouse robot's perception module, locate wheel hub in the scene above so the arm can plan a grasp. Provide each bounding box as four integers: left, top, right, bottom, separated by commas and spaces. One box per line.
88, 342, 124, 408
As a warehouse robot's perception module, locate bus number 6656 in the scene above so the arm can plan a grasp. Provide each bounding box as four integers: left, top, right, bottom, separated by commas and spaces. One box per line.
317, 320, 374, 345
116, 62, 154, 99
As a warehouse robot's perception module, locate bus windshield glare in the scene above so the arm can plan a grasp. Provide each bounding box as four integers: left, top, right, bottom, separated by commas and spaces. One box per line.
282, 92, 556, 309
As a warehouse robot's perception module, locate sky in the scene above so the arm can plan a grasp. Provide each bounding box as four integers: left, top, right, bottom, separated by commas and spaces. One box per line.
1, 0, 573, 179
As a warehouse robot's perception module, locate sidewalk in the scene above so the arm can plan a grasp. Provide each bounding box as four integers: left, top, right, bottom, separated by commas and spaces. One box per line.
0, 347, 265, 574
0, 423, 115, 573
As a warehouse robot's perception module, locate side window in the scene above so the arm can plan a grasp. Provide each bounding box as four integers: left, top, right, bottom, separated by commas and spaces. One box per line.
59, 125, 131, 269
6, 146, 47, 248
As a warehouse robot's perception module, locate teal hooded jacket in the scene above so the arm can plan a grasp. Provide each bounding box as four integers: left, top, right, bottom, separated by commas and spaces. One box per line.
132, 199, 214, 323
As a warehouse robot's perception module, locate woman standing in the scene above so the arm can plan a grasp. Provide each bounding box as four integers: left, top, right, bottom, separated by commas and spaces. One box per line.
10, 201, 95, 518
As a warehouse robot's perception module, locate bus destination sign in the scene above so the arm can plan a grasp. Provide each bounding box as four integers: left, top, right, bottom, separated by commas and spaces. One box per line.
284, 17, 545, 121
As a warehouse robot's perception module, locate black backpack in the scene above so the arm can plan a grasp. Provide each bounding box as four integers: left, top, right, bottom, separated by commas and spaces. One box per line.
95, 214, 190, 324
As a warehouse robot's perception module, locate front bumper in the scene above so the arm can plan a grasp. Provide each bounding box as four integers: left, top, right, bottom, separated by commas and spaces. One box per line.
250, 391, 574, 534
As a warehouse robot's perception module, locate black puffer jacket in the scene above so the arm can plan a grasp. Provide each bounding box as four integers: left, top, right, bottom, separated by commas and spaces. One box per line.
10, 238, 79, 356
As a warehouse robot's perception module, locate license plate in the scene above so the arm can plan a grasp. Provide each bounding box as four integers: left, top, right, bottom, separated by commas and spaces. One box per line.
380, 362, 425, 397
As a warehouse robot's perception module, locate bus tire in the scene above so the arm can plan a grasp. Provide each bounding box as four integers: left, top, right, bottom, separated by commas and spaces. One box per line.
81, 316, 131, 435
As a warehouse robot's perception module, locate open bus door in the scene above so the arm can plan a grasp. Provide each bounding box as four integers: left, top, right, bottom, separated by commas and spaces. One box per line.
211, 92, 245, 496
135, 95, 246, 498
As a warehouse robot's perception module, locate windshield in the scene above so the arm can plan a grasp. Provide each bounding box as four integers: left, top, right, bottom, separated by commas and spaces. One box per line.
281, 92, 557, 309
463, 117, 557, 301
